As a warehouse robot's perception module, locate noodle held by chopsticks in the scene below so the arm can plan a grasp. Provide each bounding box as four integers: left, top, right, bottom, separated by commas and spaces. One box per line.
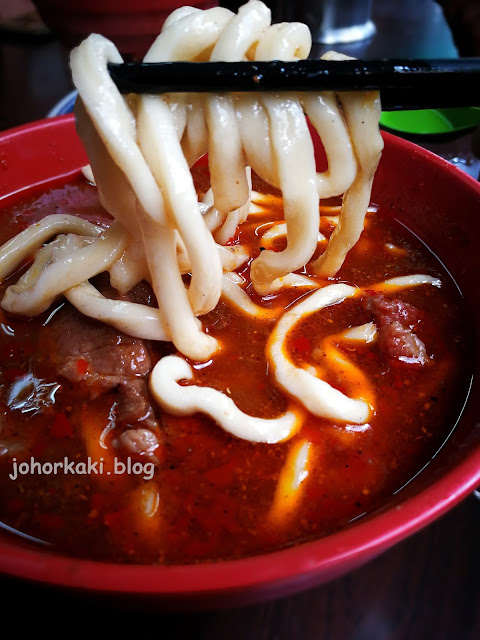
0, 0, 444, 445
0, 0, 383, 360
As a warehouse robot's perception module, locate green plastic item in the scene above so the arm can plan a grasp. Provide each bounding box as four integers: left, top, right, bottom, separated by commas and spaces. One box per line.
379, 107, 480, 136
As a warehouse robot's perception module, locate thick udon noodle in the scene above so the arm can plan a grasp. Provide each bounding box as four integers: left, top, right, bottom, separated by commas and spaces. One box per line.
0, 0, 441, 448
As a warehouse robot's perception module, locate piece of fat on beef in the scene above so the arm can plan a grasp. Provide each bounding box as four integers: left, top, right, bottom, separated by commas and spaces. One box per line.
364, 294, 430, 365
43, 302, 162, 458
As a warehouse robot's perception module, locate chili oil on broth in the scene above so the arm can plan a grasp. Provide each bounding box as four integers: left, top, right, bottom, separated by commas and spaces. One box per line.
0, 172, 470, 565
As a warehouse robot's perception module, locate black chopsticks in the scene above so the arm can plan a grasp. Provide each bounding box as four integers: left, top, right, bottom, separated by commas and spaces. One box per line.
107, 58, 480, 111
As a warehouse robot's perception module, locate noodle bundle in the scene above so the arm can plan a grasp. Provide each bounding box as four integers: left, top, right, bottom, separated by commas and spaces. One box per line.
0, 0, 441, 444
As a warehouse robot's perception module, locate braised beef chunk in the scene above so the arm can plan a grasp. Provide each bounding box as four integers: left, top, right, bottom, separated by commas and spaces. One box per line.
117, 378, 157, 425
43, 304, 160, 448
117, 428, 159, 457
364, 295, 429, 365
52, 306, 152, 389
122, 280, 156, 307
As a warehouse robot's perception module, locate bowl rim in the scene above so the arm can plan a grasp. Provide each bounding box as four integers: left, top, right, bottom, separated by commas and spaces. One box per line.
0, 115, 479, 598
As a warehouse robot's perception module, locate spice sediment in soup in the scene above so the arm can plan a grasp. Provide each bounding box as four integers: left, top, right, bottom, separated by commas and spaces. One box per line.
0, 170, 470, 564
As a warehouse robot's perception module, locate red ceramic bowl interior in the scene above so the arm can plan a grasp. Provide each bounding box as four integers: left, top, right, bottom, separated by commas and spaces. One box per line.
0, 116, 479, 609
32, 0, 219, 58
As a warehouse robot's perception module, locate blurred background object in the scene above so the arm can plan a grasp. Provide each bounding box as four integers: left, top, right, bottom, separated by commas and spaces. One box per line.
437, 0, 480, 56
30, 0, 219, 59
0, 0, 36, 22
435, 0, 480, 159
274, 0, 376, 44
0, 0, 49, 41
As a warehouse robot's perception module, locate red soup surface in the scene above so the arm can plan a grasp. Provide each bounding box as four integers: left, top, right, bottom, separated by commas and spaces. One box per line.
0, 169, 471, 564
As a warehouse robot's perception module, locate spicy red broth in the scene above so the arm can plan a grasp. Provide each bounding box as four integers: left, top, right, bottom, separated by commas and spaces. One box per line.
0, 170, 471, 564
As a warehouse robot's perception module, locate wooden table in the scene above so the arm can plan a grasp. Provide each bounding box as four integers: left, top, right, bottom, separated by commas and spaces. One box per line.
0, 1, 479, 638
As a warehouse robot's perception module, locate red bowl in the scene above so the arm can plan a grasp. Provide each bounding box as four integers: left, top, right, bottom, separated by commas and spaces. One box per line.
0, 115, 479, 609
32, 0, 219, 58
